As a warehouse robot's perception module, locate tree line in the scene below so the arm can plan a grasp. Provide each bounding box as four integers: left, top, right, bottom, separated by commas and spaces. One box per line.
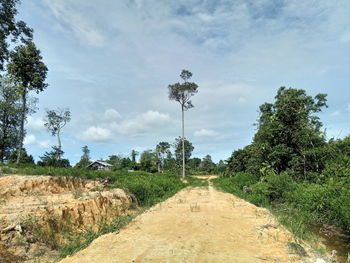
0, 0, 71, 166
223, 86, 350, 235
75, 137, 226, 175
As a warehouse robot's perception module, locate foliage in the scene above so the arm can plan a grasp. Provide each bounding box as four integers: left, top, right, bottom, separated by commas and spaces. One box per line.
156, 141, 171, 172
7, 41, 48, 163
228, 87, 328, 181
168, 69, 198, 178
44, 108, 71, 152
139, 150, 157, 173
8, 147, 34, 164
0, 76, 20, 162
200, 155, 216, 173
174, 137, 194, 163
112, 172, 186, 206
0, 0, 33, 70
37, 146, 70, 168
75, 145, 91, 168
59, 214, 136, 258
168, 69, 198, 111
221, 87, 350, 239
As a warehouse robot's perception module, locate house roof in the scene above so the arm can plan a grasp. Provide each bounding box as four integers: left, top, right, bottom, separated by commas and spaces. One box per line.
87, 160, 113, 167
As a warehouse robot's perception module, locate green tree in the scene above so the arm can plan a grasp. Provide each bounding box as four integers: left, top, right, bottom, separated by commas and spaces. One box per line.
130, 149, 139, 169
7, 41, 48, 163
37, 146, 70, 168
215, 160, 227, 174
187, 157, 201, 170
107, 154, 122, 169
8, 147, 34, 164
0, 76, 20, 162
0, 0, 33, 70
131, 149, 138, 162
228, 87, 328, 181
174, 136, 194, 166
75, 145, 90, 168
200, 154, 216, 173
163, 151, 177, 172
168, 69, 198, 179
44, 108, 71, 155
156, 141, 171, 173
139, 150, 157, 173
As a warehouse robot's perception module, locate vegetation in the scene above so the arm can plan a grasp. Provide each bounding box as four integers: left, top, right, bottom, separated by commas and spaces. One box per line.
0, 0, 47, 164
37, 146, 71, 168
215, 87, 350, 241
168, 69, 199, 179
0, 165, 209, 259
44, 107, 71, 154
75, 145, 91, 168
7, 41, 48, 163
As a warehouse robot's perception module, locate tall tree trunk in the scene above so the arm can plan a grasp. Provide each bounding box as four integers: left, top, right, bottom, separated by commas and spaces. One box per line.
16, 89, 26, 164
57, 130, 61, 160
157, 152, 161, 173
182, 104, 185, 179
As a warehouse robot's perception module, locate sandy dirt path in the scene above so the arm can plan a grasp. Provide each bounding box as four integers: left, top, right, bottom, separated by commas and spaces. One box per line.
60, 179, 320, 263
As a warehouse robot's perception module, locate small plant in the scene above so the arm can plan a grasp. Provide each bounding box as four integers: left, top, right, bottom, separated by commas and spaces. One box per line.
72, 189, 84, 199
177, 198, 186, 204
287, 242, 307, 257
190, 203, 201, 212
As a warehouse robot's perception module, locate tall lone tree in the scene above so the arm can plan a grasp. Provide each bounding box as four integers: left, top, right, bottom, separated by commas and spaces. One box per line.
169, 70, 198, 179
7, 41, 48, 163
44, 108, 71, 158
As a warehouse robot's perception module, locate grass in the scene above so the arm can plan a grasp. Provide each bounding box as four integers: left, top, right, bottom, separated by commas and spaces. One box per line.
1, 165, 211, 260
212, 176, 317, 242
58, 213, 139, 258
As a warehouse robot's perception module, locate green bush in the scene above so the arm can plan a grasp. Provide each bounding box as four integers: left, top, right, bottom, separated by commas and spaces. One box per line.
212, 173, 268, 207
265, 172, 297, 202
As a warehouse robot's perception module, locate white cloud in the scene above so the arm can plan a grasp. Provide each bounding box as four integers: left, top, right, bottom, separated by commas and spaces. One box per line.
103, 109, 122, 120
140, 110, 170, 124
38, 140, 51, 149
82, 110, 171, 140
238, 97, 247, 103
81, 126, 113, 142
24, 134, 36, 145
331, 110, 341, 116
43, 0, 105, 47
194, 129, 218, 137
26, 116, 45, 132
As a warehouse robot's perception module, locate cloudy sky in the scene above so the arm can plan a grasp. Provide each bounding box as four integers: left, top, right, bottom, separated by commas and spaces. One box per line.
18, 0, 350, 164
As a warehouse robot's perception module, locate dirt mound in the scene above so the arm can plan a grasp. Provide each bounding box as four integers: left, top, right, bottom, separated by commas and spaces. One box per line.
0, 175, 133, 262
0, 175, 99, 200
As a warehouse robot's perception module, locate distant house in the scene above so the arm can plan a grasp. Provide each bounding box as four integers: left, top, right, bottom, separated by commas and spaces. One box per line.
87, 160, 113, 171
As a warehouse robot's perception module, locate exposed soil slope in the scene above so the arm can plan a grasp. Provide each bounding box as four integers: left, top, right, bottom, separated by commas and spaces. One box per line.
61, 178, 330, 263
0, 175, 132, 263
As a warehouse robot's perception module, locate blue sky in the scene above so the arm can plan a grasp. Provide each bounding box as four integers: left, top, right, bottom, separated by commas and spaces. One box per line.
17, 0, 350, 164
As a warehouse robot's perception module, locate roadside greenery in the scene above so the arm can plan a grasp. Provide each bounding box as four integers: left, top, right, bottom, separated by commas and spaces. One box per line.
215, 87, 350, 242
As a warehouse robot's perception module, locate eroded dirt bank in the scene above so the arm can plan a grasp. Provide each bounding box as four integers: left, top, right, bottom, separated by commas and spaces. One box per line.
0, 175, 132, 263
61, 181, 332, 263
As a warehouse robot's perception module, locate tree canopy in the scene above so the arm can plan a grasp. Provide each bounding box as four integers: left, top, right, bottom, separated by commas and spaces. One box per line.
228, 87, 328, 181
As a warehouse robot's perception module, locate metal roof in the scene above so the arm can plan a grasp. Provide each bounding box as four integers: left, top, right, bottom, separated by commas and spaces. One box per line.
87, 160, 113, 167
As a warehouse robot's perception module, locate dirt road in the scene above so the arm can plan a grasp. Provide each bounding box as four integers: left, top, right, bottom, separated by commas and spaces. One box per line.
60, 179, 326, 263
